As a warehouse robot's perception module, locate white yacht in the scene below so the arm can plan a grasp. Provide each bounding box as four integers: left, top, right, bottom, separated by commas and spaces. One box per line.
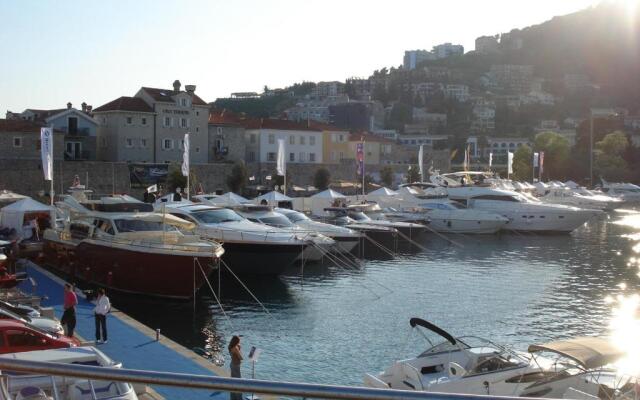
0, 346, 138, 400
274, 208, 361, 254
432, 175, 601, 233
372, 183, 509, 234
233, 205, 336, 262
364, 318, 542, 396
163, 203, 309, 275
601, 181, 640, 202
534, 183, 622, 211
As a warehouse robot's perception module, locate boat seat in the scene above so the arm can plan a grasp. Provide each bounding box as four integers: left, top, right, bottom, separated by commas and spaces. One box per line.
16, 386, 51, 400
447, 361, 467, 378
70, 381, 121, 400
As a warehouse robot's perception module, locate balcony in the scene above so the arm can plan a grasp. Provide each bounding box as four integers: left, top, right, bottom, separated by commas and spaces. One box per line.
61, 127, 91, 137
214, 146, 229, 155
64, 150, 91, 161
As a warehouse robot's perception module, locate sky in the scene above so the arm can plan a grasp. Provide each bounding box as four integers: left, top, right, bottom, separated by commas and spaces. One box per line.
0, 0, 601, 112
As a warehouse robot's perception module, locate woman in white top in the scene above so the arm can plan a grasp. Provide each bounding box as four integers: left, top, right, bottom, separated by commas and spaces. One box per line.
93, 288, 111, 344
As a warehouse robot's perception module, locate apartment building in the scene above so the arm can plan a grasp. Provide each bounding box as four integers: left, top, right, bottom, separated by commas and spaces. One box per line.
241, 119, 323, 164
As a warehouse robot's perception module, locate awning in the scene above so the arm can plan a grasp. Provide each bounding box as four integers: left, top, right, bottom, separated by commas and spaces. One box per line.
528, 337, 624, 369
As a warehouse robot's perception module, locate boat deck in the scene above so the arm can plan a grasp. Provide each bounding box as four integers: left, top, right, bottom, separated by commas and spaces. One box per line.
17, 261, 233, 400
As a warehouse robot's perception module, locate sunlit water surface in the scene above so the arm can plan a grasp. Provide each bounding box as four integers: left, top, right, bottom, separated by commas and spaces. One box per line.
117, 212, 640, 386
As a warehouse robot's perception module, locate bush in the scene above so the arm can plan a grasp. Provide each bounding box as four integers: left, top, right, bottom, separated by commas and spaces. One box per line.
313, 168, 331, 190
226, 161, 249, 193
380, 166, 394, 187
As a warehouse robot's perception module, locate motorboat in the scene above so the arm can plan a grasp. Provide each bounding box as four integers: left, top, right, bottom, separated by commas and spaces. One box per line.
43, 196, 224, 299
364, 318, 542, 396
0, 306, 63, 336
161, 203, 308, 275
432, 174, 601, 233
0, 346, 139, 399
376, 183, 509, 234
232, 205, 336, 263
535, 183, 622, 211
518, 337, 637, 399
275, 208, 362, 254
601, 181, 640, 202
339, 203, 429, 240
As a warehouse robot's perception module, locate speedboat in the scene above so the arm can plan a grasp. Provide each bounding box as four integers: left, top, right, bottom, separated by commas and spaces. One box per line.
0, 346, 138, 399
535, 184, 622, 211
519, 337, 637, 399
44, 196, 224, 299
342, 203, 428, 240
374, 183, 509, 234
432, 174, 601, 233
0, 307, 63, 336
601, 181, 640, 202
364, 318, 542, 396
162, 203, 309, 275
275, 208, 362, 254
233, 205, 336, 263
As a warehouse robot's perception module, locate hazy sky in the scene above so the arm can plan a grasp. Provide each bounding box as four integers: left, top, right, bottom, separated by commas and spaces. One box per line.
0, 0, 599, 112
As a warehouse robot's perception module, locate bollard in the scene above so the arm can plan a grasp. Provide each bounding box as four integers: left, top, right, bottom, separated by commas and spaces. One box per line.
156, 328, 161, 341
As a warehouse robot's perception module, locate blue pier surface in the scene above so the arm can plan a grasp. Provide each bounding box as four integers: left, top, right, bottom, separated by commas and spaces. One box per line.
19, 262, 228, 400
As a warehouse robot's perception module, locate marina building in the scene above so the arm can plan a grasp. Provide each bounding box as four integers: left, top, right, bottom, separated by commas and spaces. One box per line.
0, 119, 64, 160
241, 119, 323, 164
208, 110, 246, 163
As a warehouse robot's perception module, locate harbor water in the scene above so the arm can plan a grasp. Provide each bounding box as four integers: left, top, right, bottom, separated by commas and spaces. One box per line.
115, 210, 640, 386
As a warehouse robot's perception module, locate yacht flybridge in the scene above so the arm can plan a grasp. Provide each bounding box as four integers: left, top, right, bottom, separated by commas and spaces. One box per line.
364, 318, 540, 396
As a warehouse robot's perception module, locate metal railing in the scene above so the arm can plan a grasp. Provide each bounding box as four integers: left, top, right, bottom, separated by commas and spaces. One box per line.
0, 358, 549, 400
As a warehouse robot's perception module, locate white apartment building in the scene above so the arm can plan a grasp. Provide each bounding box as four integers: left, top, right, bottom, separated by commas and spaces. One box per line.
444, 84, 470, 102
432, 43, 464, 58
243, 119, 323, 164
471, 105, 496, 132
403, 50, 436, 70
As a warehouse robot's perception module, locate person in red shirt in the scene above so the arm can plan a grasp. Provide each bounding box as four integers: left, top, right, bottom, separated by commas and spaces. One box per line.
61, 283, 78, 337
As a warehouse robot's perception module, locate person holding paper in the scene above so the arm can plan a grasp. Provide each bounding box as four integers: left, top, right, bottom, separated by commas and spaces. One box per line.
228, 335, 243, 400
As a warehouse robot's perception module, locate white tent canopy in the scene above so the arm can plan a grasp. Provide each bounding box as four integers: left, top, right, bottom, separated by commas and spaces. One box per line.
311, 189, 345, 199
254, 191, 292, 204
203, 192, 251, 207
310, 189, 346, 217
367, 187, 398, 196
0, 198, 55, 240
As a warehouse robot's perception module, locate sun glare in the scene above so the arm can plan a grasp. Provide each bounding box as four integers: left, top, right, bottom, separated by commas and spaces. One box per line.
610, 294, 640, 377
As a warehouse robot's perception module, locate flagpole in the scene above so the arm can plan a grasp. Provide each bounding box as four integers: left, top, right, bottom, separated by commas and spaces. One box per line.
362, 139, 365, 196
50, 125, 54, 205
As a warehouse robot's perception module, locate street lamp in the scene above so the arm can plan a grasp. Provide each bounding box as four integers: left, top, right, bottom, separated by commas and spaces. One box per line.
589, 108, 618, 187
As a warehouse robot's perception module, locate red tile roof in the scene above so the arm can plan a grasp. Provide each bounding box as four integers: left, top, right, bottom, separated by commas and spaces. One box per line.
93, 97, 154, 113
208, 109, 246, 126
0, 119, 63, 133
140, 87, 208, 106
307, 121, 350, 132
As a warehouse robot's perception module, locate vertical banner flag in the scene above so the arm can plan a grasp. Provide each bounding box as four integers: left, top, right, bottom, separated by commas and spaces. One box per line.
489, 152, 493, 167
533, 152, 539, 168
40, 127, 53, 180
463, 145, 469, 171
507, 151, 514, 175
539, 151, 545, 175
276, 139, 286, 176
181, 133, 190, 177
418, 145, 424, 181
356, 142, 364, 176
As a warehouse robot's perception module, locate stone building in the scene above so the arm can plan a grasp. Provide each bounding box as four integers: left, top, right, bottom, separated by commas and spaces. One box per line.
208, 110, 246, 163
0, 119, 64, 160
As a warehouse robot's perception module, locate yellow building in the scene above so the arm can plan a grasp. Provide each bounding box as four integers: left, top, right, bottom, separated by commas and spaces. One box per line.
322, 128, 351, 164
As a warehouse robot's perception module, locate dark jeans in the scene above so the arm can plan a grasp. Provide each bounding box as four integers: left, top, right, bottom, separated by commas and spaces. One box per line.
61, 308, 76, 337
230, 363, 242, 400
95, 314, 107, 341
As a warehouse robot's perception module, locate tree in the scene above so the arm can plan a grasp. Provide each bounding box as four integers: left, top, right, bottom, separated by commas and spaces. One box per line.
380, 166, 394, 187
406, 165, 420, 183
166, 166, 187, 193
313, 168, 331, 190
226, 161, 249, 193
534, 131, 570, 180
595, 131, 629, 181
512, 145, 533, 181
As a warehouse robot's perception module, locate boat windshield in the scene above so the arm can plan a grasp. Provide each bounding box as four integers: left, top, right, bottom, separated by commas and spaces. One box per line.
191, 209, 244, 224
285, 212, 309, 223
113, 219, 175, 232
420, 202, 463, 210
260, 215, 294, 227
349, 212, 370, 221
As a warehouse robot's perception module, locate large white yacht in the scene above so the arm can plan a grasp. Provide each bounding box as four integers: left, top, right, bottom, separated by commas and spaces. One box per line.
274, 208, 361, 254
534, 182, 622, 211
432, 174, 601, 233
371, 183, 509, 234
162, 203, 310, 275
364, 318, 542, 396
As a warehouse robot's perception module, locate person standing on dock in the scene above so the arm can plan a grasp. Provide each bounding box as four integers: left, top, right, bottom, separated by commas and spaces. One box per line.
61, 283, 77, 337
228, 335, 243, 400
93, 288, 111, 344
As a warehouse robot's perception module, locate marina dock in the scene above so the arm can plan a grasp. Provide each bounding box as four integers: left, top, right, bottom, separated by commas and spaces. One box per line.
17, 261, 232, 400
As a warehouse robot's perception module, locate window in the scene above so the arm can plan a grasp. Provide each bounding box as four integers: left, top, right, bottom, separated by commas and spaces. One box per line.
299, 136, 306, 145
12, 137, 22, 148
180, 98, 187, 107
196, 126, 199, 132
289, 152, 295, 162
289, 135, 295, 145
181, 118, 187, 128
125, 138, 134, 148
338, 134, 344, 142
217, 127, 223, 135
310, 136, 316, 145
331, 134, 337, 143
162, 139, 173, 150
126, 117, 132, 125
140, 138, 148, 148
309, 153, 316, 162
268, 134, 275, 144
195, 147, 200, 153
141, 117, 147, 126
248, 151, 255, 162
101, 137, 108, 148
267, 152, 276, 161
196, 111, 199, 116
331, 151, 337, 161
299, 152, 306, 162
164, 117, 171, 127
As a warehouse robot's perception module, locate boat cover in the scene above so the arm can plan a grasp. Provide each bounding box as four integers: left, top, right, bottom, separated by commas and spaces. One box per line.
528, 337, 624, 369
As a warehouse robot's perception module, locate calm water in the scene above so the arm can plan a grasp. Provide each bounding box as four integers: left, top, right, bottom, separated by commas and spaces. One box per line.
116, 209, 640, 386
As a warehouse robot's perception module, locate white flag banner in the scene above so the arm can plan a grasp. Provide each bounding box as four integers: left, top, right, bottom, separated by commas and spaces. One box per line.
276, 139, 286, 176
181, 133, 190, 177
533, 152, 539, 168
146, 184, 158, 193
40, 127, 54, 181
507, 151, 514, 174
418, 145, 424, 181
489, 152, 493, 167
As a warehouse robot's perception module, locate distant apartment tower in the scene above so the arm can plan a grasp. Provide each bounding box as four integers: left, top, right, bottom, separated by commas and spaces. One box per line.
403, 50, 436, 70
475, 36, 500, 54
432, 43, 464, 58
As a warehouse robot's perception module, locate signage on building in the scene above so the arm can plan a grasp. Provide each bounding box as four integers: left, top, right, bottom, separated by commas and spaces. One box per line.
128, 163, 169, 188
